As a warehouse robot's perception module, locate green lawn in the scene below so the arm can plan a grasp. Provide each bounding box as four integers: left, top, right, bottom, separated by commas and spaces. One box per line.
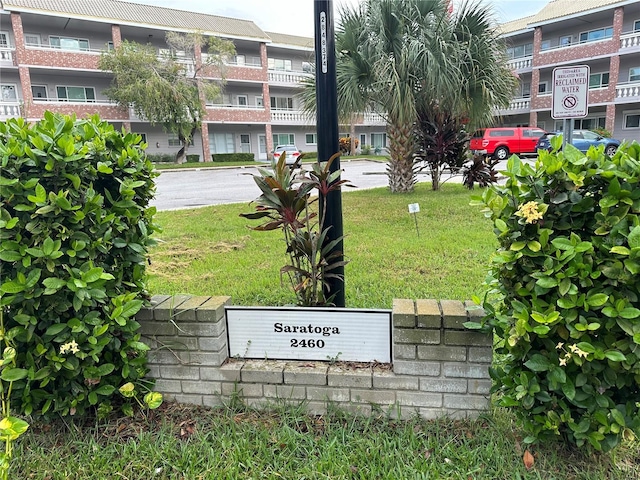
148, 183, 497, 308
15, 402, 638, 479
14, 182, 639, 479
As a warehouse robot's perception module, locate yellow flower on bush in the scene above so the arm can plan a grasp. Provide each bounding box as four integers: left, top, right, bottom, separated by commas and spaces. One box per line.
60, 340, 79, 355
515, 201, 544, 224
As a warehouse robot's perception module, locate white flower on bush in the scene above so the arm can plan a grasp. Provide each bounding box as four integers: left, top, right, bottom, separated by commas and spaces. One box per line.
60, 340, 79, 355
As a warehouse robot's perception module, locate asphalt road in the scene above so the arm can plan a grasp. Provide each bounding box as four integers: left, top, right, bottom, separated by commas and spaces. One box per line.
151, 158, 519, 211
153, 160, 400, 211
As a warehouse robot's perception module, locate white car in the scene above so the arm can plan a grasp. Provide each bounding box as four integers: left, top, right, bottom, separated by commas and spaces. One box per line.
272, 145, 301, 165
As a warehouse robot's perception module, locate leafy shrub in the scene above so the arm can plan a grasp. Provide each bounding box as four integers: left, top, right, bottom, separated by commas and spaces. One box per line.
361, 144, 372, 155
146, 153, 175, 163
211, 153, 254, 162
185, 154, 200, 163
0, 112, 161, 418
591, 127, 612, 138
240, 154, 351, 306
339, 137, 358, 154
470, 140, 640, 451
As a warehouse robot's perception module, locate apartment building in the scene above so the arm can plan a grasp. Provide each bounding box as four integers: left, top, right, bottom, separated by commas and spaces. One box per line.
0, 0, 386, 162
499, 0, 640, 142
1, 0, 639, 161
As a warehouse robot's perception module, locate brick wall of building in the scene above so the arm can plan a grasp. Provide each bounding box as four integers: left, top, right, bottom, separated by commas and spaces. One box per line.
139, 295, 492, 419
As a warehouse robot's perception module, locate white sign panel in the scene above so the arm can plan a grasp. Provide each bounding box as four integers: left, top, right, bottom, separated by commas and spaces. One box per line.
226, 307, 391, 362
408, 203, 420, 213
552, 65, 590, 119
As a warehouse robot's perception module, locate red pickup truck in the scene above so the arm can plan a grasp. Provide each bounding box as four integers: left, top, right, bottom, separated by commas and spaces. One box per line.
470, 127, 546, 160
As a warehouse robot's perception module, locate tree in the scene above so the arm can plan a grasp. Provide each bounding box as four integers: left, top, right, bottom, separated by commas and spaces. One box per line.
99, 32, 235, 163
305, 0, 515, 193
414, 1, 516, 190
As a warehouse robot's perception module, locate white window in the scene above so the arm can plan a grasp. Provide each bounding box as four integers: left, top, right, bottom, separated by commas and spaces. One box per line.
537, 122, 546, 131
1, 84, 17, 101
580, 27, 613, 43
273, 133, 294, 146
589, 72, 609, 89
630, 67, 640, 82
371, 133, 387, 150
256, 96, 263, 107
540, 40, 551, 51
521, 82, 531, 98
624, 111, 640, 129
506, 43, 532, 59
106, 41, 114, 51
25, 34, 40, 46
31, 85, 47, 100
50, 36, 90, 51
237, 95, 248, 107
559, 35, 572, 47
210, 133, 234, 153
0, 32, 7, 48
56, 86, 95, 102
537, 82, 548, 94
574, 117, 606, 130
635, 20, 640, 32
305, 133, 317, 145
268, 58, 292, 71
234, 54, 245, 66
168, 133, 181, 147
359, 133, 366, 147
239, 134, 251, 153
270, 96, 293, 110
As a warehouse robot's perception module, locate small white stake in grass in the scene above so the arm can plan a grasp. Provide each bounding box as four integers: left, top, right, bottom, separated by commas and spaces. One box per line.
408, 203, 420, 237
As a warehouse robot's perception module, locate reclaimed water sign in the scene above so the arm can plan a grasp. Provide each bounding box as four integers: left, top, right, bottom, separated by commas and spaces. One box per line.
552, 65, 590, 119
226, 306, 391, 362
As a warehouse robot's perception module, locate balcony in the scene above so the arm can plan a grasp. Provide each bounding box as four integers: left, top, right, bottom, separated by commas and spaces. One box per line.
620, 31, 640, 51
615, 81, 640, 102
0, 102, 21, 120
496, 97, 530, 115
268, 70, 312, 86
270, 109, 312, 125
0, 48, 15, 64
361, 112, 386, 126
507, 56, 532, 73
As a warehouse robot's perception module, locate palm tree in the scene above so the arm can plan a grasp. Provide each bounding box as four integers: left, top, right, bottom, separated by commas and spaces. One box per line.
414, 1, 517, 190
301, 0, 516, 193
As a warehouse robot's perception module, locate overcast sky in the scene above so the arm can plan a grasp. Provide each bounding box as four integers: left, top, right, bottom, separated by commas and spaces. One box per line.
127, 0, 549, 37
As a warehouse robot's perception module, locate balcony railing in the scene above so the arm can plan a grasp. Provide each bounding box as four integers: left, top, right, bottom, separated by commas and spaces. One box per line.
270, 109, 311, 124
0, 48, 14, 62
26, 43, 104, 55
615, 81, 640, 100
507, 56, 532, 71
0, 102, 21, 118
206, 103, 264, 110
268, 70, 312, 85
620, 31, 640, 49
363, 112, 386, 125
502, 97, 530, 112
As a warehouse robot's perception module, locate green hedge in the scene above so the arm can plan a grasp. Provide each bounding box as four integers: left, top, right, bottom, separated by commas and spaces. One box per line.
147, 153, 175, 163
211, 153, 254, 162
472, 140, 640, 451
0, 113, 159, 418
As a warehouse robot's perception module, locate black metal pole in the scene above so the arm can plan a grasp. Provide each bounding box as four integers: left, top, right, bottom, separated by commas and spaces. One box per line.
314, 0, 345, 307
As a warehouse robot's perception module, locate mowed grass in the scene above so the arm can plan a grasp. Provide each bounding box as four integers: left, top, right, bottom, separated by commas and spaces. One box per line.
15, 182, 640, 479
15, 402, 638, 479
148, 182, 496, 307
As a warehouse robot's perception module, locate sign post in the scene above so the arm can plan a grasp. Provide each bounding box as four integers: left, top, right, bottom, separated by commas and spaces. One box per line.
552, 65, 590, 149
314, 0, 345, 307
